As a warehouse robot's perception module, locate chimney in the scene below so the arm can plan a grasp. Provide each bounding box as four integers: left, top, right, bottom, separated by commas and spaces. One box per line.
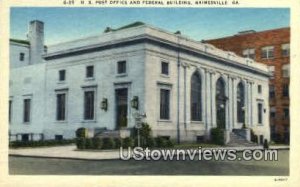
27, 20, 44, 64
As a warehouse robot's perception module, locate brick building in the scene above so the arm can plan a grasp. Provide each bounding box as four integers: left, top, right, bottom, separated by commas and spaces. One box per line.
205, 27, 290, 143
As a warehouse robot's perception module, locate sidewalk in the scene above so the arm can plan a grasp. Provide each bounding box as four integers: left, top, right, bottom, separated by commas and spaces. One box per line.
9, 144, 289, 161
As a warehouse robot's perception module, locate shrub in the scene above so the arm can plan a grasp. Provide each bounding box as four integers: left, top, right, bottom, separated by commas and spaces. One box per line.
166, 139, 175, 148
123, 137, 134, 148
9, 139, 75, 148
85, 138, 94, 149
114, 138, 122, 149
76, 138, 86, 149
145, 137, 155, 148
254, 135, 258, 143
250, 129, 256, 142
155, 137, 167, 148
140, 123, 152, 139
263, 139, 269, 149
211, 128, 225, 145
102, 137, 115, 149
76, 128, 87, 138
133, 122, 152, 147
92, 137, 103, 149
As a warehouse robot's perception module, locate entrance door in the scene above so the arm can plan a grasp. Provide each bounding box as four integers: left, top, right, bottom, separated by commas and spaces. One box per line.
115, 88, 128, 129
216, 78, 226, 129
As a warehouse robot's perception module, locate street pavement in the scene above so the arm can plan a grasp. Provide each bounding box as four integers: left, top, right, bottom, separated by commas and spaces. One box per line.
9, 144, 289, 160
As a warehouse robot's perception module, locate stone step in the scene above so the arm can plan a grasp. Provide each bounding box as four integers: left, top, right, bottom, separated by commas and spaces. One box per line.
227, 132, 256, 147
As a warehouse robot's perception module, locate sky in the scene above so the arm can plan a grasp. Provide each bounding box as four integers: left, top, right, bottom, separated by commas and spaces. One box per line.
10, 8, 290, 45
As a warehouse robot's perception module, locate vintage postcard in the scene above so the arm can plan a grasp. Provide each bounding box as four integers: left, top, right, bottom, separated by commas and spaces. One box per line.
0, 0, 299, 186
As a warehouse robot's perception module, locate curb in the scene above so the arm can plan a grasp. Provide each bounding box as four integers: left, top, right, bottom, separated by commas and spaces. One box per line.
9, 146, 289, 161
9, 154, 121, 161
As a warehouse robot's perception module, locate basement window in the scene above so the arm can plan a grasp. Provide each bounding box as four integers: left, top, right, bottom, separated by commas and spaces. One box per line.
19, 53, 25, 61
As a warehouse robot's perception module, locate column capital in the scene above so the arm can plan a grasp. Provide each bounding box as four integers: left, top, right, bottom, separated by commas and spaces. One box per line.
181, 62, 189, 68
205, 68, 216, 74
228, 74, 238, 79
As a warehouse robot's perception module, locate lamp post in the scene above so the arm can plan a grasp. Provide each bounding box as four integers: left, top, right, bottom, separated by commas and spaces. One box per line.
133, 112, 146, 147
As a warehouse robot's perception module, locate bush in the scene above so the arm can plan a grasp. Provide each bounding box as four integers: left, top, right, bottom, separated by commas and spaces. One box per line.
85, 138, 94, 149
145, 137, 155, 148
166, 139, 175, 148
254, 135, 258, 143
76, 128, 87, 138
123, 137, 134, 148
263, 139, 269, 149
76, 138, 86, 149
92, 137, 103, 149
140, 123, 152, 138
114, 138, 122, 148
250, 129, 256, 142
211, 128, 225, 145
102, 137, 115, 149
9, 139, 75, 148
155, 137, 167, 148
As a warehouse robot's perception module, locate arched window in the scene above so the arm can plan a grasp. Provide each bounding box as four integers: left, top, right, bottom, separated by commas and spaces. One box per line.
216, 78, 225, 98
216, 77, 226, 129
191, 72, 202, 121
237, 82, 245, 123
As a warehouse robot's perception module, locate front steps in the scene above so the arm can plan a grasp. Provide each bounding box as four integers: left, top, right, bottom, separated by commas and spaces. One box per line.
227, 131, 257, 147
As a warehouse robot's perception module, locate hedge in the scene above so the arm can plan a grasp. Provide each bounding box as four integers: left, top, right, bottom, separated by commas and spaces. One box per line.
9, 139, 75, 148
75, 136, 175, 150
210, 128, 225, 145
123, 137, 134, 148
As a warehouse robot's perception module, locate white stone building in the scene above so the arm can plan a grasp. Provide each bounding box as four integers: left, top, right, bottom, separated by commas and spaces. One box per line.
9, 20, 270, 143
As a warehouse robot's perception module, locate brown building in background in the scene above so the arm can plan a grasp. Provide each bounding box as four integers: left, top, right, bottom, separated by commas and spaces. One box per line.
205, 27, 290, 143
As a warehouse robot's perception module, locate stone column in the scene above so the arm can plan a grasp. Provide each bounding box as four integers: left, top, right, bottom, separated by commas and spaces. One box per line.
249, 81, 254, 127
224, 74, 230, 131
232, 77, 237, 129
205, 69, 211, 139
228, 76, 233, 131
247, 81, 251, 127
200, 68, 206, 125
244, 79, 249, 128
211, 71, 217, 128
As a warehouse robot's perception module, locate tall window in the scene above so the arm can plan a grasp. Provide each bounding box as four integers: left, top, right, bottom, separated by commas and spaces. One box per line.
59, 70, 66, 81
216, 78, 226, 129
261, 46, 274, 59
242, 48, 255, 59
269, 85, 275, 98
270, 107, 276, 118
282, 64, 290, 78
160, 89, 170, 120
191, 72, 202, 121
237, 82, 245, 123
117, 61, 126, 74
281, 43, 290, 57
258, 103, 263, 124
282, 84, 289, 97
23, 99, 31, 123
9, 100, 12, 123
283, 108, 289, 120
161, 62, 169, 75
56, 93, 66, 121
86, 65, 94, 78
84, 91, 95, 120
